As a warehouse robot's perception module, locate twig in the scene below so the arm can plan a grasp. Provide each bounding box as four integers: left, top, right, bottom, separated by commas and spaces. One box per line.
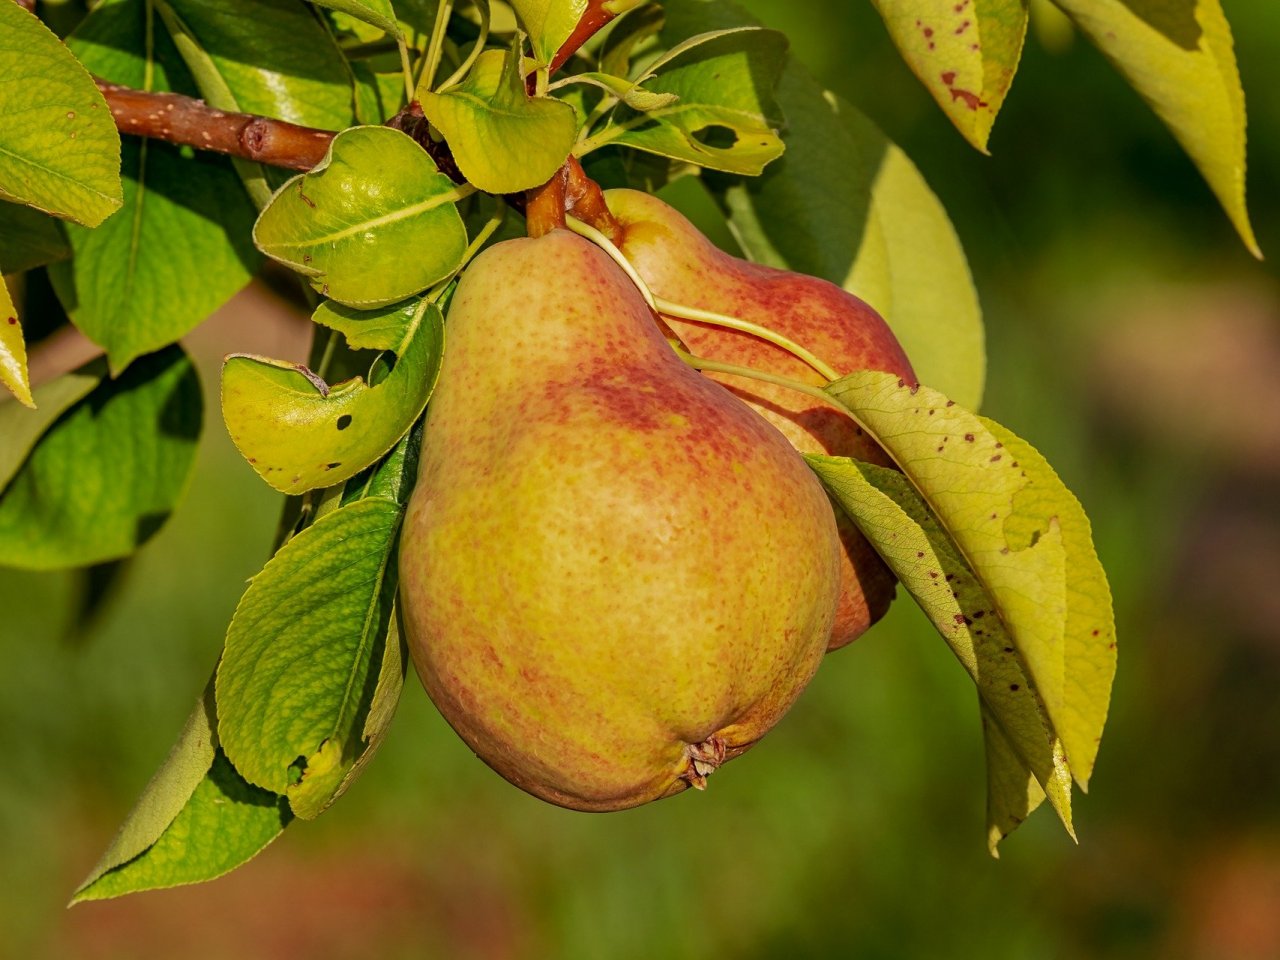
96, 80, 335, 171
549, 0, 619, 73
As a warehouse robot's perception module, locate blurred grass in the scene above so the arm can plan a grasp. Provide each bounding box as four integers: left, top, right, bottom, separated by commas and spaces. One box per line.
3, 1, 1280, 956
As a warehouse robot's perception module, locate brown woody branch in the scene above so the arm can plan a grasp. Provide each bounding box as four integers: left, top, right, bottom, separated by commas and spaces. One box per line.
549, 0, 620, 74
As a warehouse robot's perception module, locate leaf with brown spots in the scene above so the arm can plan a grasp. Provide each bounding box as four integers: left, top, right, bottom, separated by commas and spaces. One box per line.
0, 276, 33, 408
871, 0, 1029, 152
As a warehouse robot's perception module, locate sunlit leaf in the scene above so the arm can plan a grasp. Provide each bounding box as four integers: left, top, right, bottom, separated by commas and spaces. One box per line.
309, 0, 402, 36
1052, 0, 1258, 255
222, 294, 444, 493
216, 497, 403, 816
581, 26, 788, 175
253, 127, 468, 307
982, 704, 1046, 856
0, 277, 33, 408
871, 0, 1029, 152
511, 0, 588, 65
551, 71, 679, 111
0, 346, 201, 571
0, 2, 122, 226
422, 48, 578, 193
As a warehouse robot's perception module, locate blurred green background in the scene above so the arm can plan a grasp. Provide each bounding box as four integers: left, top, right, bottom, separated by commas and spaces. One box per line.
4, 1, 1280, 957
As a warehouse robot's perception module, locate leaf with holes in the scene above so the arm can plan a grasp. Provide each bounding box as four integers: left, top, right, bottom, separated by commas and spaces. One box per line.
871, 0, 1029, 152
222, 294, 443, 494
0, 2, 122, 226
1052, 0, 1258, 255
0, 346, 201, 571
580, 27, 787, 175
49, 0, 260, 374
0, 277, 32, 408
422, 48, 578, 194
216, 497, 403, 818
253, 127, 468, 307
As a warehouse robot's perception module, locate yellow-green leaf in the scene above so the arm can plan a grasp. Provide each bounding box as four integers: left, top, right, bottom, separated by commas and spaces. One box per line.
252, 127, 469, 307
222, 296, 444, 494
309, 0, 402, 37
871, 0, 1029, 152
511, 0, 588, 65
0, 2, 123, 226
807, 454, 1074, 842
982, 704, 1046, 856
422, 48, 578, 194
0, 277, 33, 408
984, 417, 1116, 788
1051, 0, 1258, 255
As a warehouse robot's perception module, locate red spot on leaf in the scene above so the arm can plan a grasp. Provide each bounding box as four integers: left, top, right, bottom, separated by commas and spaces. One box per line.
941, 71, 957, 85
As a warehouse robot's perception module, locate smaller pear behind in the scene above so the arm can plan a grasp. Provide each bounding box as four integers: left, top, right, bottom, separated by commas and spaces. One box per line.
399, 229, 842, 812
605, 189, 918, 651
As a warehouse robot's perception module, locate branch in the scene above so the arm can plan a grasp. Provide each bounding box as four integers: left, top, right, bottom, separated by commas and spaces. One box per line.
97, 80, 335, 171
549, 0, 620, 74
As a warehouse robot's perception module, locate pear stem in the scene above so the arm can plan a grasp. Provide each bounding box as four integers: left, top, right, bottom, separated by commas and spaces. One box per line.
565, 215, 656, 308
652, 298, 842, 383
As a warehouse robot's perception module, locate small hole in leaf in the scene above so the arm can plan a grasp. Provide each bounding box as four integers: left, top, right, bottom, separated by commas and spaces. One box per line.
288, 755, 308, 785
692, 125, 738, 149
336, 414, 353, 430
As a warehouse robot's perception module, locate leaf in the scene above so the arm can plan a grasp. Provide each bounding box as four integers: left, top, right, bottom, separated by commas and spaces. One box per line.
0, 2, 122, 226
0, 346, 202, 571
73, 748, 292, 902
215, 497, 404, 817
1051, 0, 1257, 255
222, 294, 443, 494
982, 703, 1046, 856
582, 26, 788, 175
49, 0, 260, 374
0, 277, 33, 408
309, 0, 402, 36
0, 201, 71, 274
253, 127, 468, 307
807, 454, 1074, 842
870, 0, 1030, 152
983, 418, 1116, 788
511, 0, 588, 65
0, 359, 104, 490
157, 0, 355, 130
422, 47, 579, 194
551, 71, 680, 111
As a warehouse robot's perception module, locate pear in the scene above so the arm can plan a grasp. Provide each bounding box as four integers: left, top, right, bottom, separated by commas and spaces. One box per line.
604, 189, 917, 651
399, 229, 842, 812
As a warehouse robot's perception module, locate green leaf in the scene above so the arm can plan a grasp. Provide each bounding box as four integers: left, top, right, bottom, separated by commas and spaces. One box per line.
50, 0, 260, 374
582, 26, 788, 175
1051, 0, 1258, 255
0, 359, 104, 490
981, 704, 1046, 856
0, 2, 122, 226
510, 0, 587, 65
253, 127, 468, 307
0, 201, 71, 274
422, 47, 579, 194
551, 71, 680, 112
157, 0, 355, 129
870, 0, 1029, 152
0, 277, 33, 408
808, 454, 1074, 845
222, 294, 444, 494
0, 346, 202, 571
74, 747, 292, 902
982, 418, 1116, 788
216, 497, 404, 817
309, 0, 402, 36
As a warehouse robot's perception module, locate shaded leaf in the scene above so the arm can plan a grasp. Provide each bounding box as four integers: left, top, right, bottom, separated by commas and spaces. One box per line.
0, 346, 202, 571
871, 0, 1029, 152
582, 26, 788, 175
0, 2, 122, 226
0, 201, 71, 274
423, 48, 578, 193
0, 359, 104, 489
216, 497, 403, 816
253, 127, 468, 307
222, 295, 444, 493
1052, 0, 1258, 255
0, 277, 33, 408
50, 0, 260, 373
